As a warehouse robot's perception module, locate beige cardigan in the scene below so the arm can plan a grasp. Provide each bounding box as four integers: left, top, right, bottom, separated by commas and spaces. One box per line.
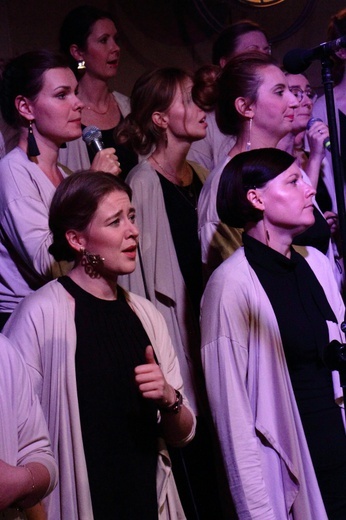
4, 280, 196, 520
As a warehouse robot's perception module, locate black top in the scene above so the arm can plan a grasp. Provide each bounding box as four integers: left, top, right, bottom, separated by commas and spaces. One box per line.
58, 276, 158, 520
243, 234, 346, 474
157, 169, 204, 320
292, 206, 330, 254
83, 122, 138, 181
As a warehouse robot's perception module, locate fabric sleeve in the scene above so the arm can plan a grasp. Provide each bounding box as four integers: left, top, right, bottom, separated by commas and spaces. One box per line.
0, 335, 58, 496
201, 274, 276, 519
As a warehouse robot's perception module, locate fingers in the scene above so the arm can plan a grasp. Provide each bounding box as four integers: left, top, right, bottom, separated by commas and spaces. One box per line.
144, 345, 156, 365
90, 147, 122, 176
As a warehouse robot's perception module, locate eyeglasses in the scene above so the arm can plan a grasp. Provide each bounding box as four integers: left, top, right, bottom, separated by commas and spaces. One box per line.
289, 86, 317, 103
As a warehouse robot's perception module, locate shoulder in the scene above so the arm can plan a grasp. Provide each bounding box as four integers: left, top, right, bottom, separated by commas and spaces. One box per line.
127, 159, 157, 185
13, 280, 68, 316
187, 160, 208, 182
112, 90, 131, 117
0, 146, 27, 171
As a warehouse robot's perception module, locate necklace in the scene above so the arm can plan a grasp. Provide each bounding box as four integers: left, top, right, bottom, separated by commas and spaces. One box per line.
173, 181, 198, 211
85, 93, 113, 115
151, 155, 191, 186
151, 156, 198, 210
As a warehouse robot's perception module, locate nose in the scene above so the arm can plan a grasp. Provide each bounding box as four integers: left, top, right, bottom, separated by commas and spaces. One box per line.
301, 92, 313, 108
128, 220, 139, 239
111, 37, 120, 53
304, 180, 316, 198
288, 90, 299, 109
74, 94, 84, 110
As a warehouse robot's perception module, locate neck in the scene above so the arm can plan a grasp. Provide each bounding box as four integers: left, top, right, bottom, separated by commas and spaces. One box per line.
277, 132, 295, 154
150, 144, 192, 185
246, 222, 292, 258
69, 265, 118, 300
18, 131, 62, 184
232, 128, 280, 157
77, 74, 110, 104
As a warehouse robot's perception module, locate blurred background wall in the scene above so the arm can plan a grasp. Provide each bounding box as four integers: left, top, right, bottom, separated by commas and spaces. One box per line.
0, 0, 344, 96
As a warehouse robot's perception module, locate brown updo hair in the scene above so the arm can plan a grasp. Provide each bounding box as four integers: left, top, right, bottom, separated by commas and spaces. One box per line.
192, 52, 277, 136
115, 67, 193, 156
49, 171, 132, 262
217, 148, 295, 228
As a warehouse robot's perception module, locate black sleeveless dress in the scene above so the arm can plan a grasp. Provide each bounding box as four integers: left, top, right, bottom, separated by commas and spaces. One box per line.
58, 277, 158, 520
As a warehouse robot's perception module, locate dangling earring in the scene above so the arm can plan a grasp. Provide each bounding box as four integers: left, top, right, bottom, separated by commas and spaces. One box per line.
77, 60, 86, 70
246, 118, 253, 152
262, 212, 270, 246
27, 121, 40, 157
80, 247, 104, 278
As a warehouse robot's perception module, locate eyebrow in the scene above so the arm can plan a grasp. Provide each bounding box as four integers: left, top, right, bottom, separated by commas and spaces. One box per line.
105, 206, 135, 222
52, 85, 74, 92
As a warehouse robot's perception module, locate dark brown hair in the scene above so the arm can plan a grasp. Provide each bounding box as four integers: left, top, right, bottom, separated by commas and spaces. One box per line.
212, 20, 268, 65
217, 148, 295, 228
59, 5, 117, 75
115, 67, 193, 155
0, 50, 68, 128
49, 171, 132, 262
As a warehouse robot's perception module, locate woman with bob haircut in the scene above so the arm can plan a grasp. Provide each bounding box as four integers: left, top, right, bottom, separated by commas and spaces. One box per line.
3, 170, 196, 520
197, 52, 334, 283
201, 148, 346, 519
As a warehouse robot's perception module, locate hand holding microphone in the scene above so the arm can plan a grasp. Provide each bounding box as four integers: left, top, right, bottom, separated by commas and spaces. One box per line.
306, 117, 331, 152
82, 125, 121, 176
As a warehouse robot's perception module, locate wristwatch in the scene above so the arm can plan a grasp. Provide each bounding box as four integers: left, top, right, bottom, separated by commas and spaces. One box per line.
161, 389, 183, 414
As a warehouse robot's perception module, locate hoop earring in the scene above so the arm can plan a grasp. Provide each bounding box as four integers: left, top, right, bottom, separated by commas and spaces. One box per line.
80, 247, 104, 278
246, 118, 252, 152
28, 121, 40, 157
77, 60, 86, 70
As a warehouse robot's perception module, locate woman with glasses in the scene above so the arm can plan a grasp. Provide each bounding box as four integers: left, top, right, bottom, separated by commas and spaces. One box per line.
278, 73, 342, 288
196, 52, 334, 281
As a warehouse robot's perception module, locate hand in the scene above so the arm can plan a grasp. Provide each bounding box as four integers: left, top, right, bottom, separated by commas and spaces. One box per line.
134, 346, 176, 407
90, 147, 121, 176
324, 211, 339, 236
306, 120, 329, 158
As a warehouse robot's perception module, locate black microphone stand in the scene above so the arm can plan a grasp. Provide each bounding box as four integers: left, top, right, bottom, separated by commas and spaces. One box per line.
324, 338, 346, 406
320, 56, 346, 265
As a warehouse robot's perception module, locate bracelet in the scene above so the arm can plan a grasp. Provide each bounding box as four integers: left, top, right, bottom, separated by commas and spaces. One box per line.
160, 389, 183, 414
20, 464, 35, 494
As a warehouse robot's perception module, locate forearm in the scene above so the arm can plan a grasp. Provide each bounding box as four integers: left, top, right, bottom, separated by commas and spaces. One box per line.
0, 461, 50, 511
160, 400, 196, 447
305, 153, 324, 189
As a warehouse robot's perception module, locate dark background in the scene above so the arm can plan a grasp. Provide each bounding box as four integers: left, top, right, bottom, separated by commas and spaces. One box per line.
0, 0, 344, 95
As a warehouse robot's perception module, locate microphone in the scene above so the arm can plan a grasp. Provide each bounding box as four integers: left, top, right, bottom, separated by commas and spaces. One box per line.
306, 117, 331, 151
82, 125, 104, 153
283, 35, 346, 74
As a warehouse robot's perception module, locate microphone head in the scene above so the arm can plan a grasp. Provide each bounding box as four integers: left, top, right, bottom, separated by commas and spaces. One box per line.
306, 117, 322, 130
283, 48, 313, 74
82, 125, 102, 145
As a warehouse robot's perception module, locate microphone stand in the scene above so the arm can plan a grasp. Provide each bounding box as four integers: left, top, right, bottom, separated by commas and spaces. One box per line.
320, 56, 346, 264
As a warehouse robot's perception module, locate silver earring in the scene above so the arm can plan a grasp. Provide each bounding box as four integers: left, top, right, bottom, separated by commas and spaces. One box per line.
246, 118, 252, 151
77, 60, 86, 70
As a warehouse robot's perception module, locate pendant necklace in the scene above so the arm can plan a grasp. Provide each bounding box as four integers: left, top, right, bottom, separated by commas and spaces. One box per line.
151, 155, 198, 210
